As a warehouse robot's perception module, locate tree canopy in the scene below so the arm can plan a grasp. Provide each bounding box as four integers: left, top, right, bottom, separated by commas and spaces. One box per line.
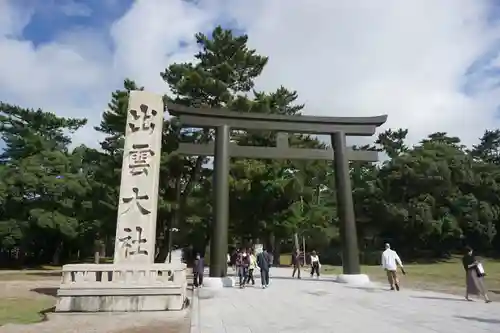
1, 26, 500, 267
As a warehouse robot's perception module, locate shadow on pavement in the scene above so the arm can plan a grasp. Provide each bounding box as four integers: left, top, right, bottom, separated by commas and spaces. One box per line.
346, 286, 388, 292
31, 287, 58, 297
455, 316, 500, 324
26, 271, 61, 277
269, 275, 335, 283
411, 295, 466, 302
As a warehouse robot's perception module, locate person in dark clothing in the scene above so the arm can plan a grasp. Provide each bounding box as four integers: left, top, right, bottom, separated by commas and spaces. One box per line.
462, 246, 491, 303
230, 249, 239, 272
291, 249, 301, 279
193, 253, 204, 288
236, 248, 250, 288
257, 249, 272, 288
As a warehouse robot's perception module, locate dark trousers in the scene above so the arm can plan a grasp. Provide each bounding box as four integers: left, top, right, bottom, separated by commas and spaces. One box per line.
193, 272, 203, 287
311, 262, 320, 277
260, 269, 270, 286
246, 268, 255, 285
292, 265, 301, 278
238, 267, 248, 286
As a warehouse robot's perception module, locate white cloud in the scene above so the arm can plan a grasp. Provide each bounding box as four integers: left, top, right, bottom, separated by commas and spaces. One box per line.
0, 0, 499, 149
60, 1, 92, 17
110, 0, 216, 94
227, 0, 500, 146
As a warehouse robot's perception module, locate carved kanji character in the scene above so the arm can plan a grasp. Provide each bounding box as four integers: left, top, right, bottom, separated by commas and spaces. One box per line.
128, 104, 158, 134
118, 226, 148, 258
128, 144, 155, 176
121, 187, 151, 215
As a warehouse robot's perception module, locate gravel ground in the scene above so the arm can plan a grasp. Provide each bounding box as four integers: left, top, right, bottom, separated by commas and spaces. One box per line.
1, 311, 190, 333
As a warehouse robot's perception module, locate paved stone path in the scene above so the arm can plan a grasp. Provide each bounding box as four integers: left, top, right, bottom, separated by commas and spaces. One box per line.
191, 267, 500, 333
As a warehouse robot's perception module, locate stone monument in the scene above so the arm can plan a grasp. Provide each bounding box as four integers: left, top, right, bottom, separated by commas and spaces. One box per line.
55, 91, 187, 312
113, 90, 163, 264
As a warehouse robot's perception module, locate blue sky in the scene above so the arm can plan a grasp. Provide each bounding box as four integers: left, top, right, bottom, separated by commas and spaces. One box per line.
23, 1, 133, 47
1, 0, 500, 149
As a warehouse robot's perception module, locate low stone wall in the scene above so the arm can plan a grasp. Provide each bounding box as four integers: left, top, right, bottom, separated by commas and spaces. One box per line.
55, 263, 187, 312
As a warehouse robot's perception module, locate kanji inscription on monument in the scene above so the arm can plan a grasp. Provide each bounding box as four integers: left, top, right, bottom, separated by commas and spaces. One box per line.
121, 187, 151, 215
118, 226, 149, 258
128, 104, 158, 133
114, 91, 164, 264
128, 144, 155, 176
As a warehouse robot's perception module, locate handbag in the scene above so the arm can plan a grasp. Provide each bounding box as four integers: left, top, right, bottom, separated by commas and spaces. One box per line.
475, 263, 486, 277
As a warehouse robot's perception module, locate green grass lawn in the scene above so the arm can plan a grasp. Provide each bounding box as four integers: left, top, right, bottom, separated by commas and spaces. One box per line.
0, 266, 60, 326
0, 298, 54, 326
280, 254, 500, 297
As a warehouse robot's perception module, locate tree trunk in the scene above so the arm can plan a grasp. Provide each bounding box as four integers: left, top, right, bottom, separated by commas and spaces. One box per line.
94, 239, 103, 264
267, 233, 281, 267
293, 233, 300, 251
17, 245, 26, 267
156, 222, 169, 263
52, 242, 63, 266
273, 237, 282, 267
157, 172, 182, 264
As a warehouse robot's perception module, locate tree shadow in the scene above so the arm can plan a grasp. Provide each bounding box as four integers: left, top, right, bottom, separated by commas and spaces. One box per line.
455, 316, 500, 324
304, 290, 331, 297
269, 275, 337, 283
31, 287, 58, 297
39, 306, 56, 322
26, 272, 61, 277
0, 266, 60, 271
411, 296, 466, 302
347, 286, 388, 292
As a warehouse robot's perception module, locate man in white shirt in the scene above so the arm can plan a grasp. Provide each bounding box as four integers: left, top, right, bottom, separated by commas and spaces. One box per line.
381, 243, 405, 291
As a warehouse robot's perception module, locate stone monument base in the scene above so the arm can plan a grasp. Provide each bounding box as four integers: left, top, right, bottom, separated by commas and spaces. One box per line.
198, 276, 235, 299
55, 263, 187, 312
336, 274, 370, 285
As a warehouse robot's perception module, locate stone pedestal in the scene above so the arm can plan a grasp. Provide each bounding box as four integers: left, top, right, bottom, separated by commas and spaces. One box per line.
336, 274, 370, 285
197, 277, 235, 299
55, 263, 187, 312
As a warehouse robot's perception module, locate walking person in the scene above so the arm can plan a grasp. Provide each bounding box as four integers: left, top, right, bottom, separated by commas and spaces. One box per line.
462, 246, 492, 303
231, 249, 239, 272
236, 248, 250, 288
291, 249, 302, 279
246, 249, 257, 285
310, 250, 321, 278
193, 253, 204, 288
257, 248, 272, 288
381, 243, 405, 291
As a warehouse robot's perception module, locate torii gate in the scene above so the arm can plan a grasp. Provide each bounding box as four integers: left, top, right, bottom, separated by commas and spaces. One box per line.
168, 103, 387, 280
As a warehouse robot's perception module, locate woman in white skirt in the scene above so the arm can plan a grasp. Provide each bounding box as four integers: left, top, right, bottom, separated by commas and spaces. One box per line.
462, 246, 491, 303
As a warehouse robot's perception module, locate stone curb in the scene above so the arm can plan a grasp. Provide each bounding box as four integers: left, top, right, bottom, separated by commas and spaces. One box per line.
189, 288, 200, 333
